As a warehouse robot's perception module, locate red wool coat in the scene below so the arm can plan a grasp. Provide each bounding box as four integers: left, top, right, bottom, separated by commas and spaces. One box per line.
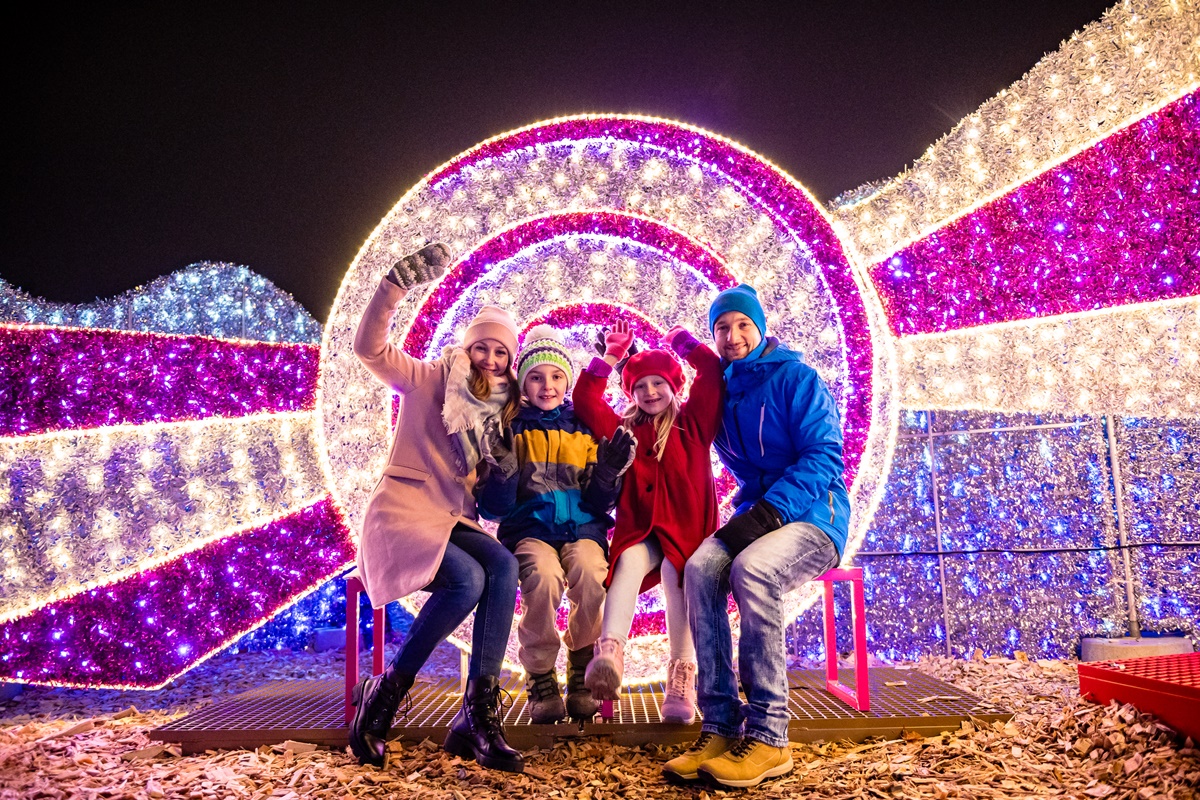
573, 343, 723, 592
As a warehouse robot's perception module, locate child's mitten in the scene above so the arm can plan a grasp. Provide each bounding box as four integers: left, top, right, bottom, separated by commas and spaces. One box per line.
386, 242, 453, 289
596, 426, 637, 477
713, 499, 782, 556
480, 421, 519, 479
663, 325, 701, 358
593, 329, 639, 373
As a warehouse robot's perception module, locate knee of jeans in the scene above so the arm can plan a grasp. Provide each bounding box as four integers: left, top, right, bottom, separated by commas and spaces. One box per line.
491, 549, 520, 588
447, 559, 488, 599
685, 540, 727, 583
729, 552, 774, 593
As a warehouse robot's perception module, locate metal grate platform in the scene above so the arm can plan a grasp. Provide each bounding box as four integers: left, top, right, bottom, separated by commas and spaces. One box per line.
152, 667, 1011, 754
1079, 651, 1199, 741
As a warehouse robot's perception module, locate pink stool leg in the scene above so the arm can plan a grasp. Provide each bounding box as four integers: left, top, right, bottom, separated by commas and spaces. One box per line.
818, 567, 870, 712
851, 572, 870, 712
372, 606, 386, 677
345, 577, 362, 725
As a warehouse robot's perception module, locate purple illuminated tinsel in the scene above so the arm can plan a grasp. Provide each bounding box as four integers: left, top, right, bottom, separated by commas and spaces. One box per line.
0, 497, 352, 688
874, 90, 1200, 336
0, 324, 319, 436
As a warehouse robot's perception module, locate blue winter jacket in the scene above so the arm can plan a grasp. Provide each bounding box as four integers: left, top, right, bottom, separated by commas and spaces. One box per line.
715, 338, 850, 557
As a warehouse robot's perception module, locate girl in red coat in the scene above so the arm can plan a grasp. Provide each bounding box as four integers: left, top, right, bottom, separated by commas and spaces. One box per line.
573, 319, 723, 724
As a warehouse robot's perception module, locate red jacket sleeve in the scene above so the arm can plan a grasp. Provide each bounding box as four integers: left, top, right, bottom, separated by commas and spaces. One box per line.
573, 357, 622, 440
678, 343, 724, 444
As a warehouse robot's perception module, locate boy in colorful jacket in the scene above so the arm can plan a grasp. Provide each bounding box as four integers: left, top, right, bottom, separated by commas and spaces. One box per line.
477, 326, 634, 723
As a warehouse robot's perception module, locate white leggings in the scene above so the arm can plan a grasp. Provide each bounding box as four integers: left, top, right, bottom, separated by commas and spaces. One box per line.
601, 535, 696, 661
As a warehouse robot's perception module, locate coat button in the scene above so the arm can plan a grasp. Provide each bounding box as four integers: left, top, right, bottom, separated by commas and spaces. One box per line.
645, 485, 652, 493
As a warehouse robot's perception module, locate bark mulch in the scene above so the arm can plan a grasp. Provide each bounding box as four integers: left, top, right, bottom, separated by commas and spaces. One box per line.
1, 648, 1197, 799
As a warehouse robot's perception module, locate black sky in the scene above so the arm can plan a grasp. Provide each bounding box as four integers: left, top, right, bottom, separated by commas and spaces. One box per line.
2, 1, 1116, 322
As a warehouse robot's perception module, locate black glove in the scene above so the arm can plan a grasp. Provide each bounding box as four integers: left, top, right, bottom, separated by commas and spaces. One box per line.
595, 426, 637, 476
386, 242, 453, 289
593, 327, 639, 374
714, 500, 783, 556
480, 421, 518, 479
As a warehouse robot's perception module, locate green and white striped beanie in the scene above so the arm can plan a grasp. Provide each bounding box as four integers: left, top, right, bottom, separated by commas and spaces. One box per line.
517, 325, 575, 388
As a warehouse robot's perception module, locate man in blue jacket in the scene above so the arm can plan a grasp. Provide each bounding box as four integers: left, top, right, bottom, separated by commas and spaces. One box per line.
664, 284, 850, 789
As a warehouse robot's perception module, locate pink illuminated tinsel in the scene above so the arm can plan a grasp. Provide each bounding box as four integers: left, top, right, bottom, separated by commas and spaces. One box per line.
0, 324, 319, 436
873, 90, 1200, 335
0, 498, 352, 688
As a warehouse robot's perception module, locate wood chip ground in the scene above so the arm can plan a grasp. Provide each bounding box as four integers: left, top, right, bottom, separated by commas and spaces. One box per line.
2, 648, 1197, 799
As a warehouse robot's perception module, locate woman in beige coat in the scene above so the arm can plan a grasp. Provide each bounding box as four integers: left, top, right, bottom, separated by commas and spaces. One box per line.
348, 243, 525, 774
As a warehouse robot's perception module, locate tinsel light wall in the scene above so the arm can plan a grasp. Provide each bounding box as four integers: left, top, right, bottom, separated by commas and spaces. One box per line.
1, 0, 1197, 689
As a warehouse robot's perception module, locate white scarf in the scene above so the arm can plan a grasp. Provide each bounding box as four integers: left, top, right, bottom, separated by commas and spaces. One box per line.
441, 347, 509, 470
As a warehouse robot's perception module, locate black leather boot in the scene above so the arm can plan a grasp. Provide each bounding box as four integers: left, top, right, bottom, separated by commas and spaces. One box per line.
348, 669, 414, 767
566, 646, 600, 720
443, 676, 524, 773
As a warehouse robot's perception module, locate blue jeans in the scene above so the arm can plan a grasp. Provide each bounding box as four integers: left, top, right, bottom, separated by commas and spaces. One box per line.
685, 523, 838, 747
390, 525, 519, 679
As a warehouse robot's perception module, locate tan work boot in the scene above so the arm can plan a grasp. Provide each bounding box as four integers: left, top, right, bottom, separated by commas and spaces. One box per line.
661, 731, 736, 785
659, 658, 697, 724
698, 737, 793, 788
583, 637, 624, 701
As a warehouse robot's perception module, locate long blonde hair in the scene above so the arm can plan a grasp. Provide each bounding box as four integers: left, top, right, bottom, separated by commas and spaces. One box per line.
468, 363, 521, 426
621, 395, 683, 461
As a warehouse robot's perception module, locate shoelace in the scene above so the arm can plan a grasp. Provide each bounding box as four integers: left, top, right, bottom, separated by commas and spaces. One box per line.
528, 672, 559, 701
686, 731, 716, 754
667, 665, 692, 698
472, 685, 515, 736
726, 738, 759, 759
369, 677, 409, 729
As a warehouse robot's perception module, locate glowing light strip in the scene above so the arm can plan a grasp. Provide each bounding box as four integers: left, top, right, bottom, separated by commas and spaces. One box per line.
834, 0, 1200, 262
0, 411, 326, 622
0, 497, 352, 689
897, 297, 1200, 417
870, 90, 1200, 336
0, 323, 318, 436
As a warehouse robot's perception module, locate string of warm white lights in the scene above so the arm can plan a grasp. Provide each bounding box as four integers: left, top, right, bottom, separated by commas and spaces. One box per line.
898, 297, 1200, 416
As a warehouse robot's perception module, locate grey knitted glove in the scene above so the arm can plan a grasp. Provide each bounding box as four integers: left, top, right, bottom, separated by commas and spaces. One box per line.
386, 243, 453, 289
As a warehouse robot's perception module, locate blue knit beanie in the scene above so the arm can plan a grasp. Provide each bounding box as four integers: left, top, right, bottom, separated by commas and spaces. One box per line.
709, 284, 767, 337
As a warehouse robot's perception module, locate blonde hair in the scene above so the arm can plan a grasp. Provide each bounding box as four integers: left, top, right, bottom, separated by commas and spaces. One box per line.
621, 395, 683, 461
468, 362, 521, 426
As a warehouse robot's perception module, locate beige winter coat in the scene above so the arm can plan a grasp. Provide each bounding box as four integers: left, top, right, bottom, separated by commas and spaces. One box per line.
353, 277, 487, 608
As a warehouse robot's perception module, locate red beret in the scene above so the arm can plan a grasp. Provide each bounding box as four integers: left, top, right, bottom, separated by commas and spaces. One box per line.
621, 349, 685, 397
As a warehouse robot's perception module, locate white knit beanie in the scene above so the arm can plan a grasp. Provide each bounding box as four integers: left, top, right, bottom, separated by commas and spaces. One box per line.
463, 305, 519, 359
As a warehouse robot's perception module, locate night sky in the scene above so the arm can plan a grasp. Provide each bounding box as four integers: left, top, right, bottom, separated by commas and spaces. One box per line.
3, 1, 1117, 322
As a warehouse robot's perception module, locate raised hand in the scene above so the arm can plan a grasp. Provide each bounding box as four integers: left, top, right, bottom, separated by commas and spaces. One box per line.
386, 242, 453, 289
662, 324, 700, 355
603, 320, 634, 361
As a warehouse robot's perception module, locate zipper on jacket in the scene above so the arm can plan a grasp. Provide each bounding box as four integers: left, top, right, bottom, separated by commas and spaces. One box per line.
758, 405, 766, 458
828, 490, 835, 524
